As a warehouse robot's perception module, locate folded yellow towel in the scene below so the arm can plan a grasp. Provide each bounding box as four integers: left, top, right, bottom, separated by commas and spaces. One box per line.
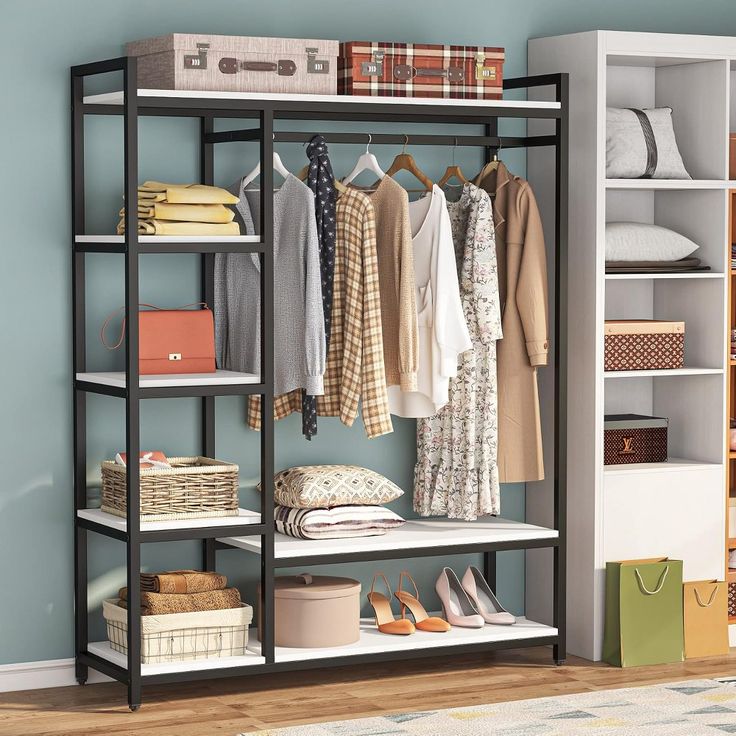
138, 181, 239, 205
119, 202, 235, 224
117, 218, 240, 236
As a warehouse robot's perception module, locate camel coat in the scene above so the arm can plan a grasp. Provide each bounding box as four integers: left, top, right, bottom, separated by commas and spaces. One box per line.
474, 162, 548, 482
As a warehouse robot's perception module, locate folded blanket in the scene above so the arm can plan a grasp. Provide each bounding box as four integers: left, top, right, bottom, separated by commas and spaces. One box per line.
117, 587, 241, 615
140, 570, 227, 594
116, 219, 240, 236
119, 203, 235, 224
138, 181, 239, 205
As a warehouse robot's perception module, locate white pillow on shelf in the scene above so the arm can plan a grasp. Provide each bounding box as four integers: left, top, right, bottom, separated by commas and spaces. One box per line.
605, 222, 700, 262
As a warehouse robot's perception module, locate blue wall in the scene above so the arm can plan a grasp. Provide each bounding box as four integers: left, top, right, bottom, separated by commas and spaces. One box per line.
3, 0, 736, 666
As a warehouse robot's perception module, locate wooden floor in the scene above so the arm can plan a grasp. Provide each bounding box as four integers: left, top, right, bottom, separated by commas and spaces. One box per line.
2, 647, 736, 736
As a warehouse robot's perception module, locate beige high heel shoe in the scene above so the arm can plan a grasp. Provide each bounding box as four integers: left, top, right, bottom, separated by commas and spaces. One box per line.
435, 567, 484, 628
461, 565, 516, 625
395, 571, 451, 633
367, 572, 415, 636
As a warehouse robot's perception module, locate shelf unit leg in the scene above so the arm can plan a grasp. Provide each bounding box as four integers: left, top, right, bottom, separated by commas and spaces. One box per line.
483, 551, 497, 591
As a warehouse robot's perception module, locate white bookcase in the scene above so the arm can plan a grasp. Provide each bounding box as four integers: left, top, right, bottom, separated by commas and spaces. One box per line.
527, 31, 735, 661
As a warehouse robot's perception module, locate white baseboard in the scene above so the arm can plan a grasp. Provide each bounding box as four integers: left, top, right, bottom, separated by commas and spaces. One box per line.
730, 623, 736, 649
0, 658, 112, 693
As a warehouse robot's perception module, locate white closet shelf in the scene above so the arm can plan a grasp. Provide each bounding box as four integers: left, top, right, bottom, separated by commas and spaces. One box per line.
75, 235, 260, 244
246, 617, 557, 663
605, 179, 727, 190
87, 641, 265, 675
603, 457, 723, 475
605, 272, 724, 280
604, 367, 723, 378
76, 370, 260, 388
78, 508, 261, 533
219, 518, 558, 560
83, 88, 562, 110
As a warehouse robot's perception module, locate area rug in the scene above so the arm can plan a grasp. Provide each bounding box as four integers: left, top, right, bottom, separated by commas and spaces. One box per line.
243, 679, 736, 735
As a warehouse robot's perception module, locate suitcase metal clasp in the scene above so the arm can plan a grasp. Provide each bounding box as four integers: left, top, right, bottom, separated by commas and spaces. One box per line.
306, 47, 330, 74
361, 50, 384, 77
183, 43, 209, 70
475, 51, 497, 81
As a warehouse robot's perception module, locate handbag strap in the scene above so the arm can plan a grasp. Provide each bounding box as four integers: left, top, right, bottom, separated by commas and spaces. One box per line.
693, 585, 719, 608
634, 565, 669, 596
100, 302, 209, 350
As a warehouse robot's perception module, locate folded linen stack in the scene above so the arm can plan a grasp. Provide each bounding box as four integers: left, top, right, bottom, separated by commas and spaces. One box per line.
267, 465, 406, 540
118, 570, 241, 615
116, 181, 241, 236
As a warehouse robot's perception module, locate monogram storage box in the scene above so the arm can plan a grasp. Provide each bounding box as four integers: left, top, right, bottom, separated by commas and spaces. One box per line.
126, 34, 339, 94
604, 320, 685, 371
604, 414, 668, 465
339, 42, 504, 98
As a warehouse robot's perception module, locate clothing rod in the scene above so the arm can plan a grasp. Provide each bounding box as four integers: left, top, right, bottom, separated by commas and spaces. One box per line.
203, 130, 556, 149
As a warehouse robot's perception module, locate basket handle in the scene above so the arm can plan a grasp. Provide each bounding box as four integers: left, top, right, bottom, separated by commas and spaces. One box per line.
100, 302, 209, 350
296, 573, 313, 586
634, 566, 669, 596
693, 585, 719, 608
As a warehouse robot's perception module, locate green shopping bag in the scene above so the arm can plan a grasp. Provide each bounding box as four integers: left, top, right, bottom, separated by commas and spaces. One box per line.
603, 557, 684, 667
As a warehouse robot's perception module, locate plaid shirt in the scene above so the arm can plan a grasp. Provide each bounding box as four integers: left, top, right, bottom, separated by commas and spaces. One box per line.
247, 188, 393, 439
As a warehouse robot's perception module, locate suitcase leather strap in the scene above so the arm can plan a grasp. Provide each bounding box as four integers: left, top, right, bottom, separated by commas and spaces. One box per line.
218, 58, 297, 76
393, 64, 464, 82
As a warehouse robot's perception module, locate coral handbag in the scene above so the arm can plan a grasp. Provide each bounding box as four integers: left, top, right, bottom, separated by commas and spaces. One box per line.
101, 303, 216, 375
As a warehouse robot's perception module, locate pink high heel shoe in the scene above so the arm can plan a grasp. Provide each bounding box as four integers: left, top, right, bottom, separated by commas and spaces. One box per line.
435, 567, 484, 628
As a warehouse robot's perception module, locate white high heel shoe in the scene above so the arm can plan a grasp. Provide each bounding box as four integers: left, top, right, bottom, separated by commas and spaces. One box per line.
435, 567, 484, 628
461, 565, 516, 625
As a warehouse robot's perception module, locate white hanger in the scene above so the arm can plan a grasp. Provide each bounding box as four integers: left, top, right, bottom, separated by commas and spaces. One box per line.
241, 136, 291, 188
342, 134, 385, 184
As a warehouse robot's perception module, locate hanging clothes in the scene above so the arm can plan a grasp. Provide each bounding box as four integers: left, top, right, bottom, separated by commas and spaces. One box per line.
387, 185, 471, 418
347, 176, 418, 391
299, 135, 338, 440
474, 161, 549, 483
414, 183, 502, 520
254, 187, 394, 439
214, 174, 326, 407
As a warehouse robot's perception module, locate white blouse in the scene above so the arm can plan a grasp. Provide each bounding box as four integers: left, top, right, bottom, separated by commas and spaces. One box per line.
388, 185, 472, 417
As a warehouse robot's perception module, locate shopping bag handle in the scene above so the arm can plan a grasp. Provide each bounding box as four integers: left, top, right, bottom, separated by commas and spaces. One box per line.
634, 566, 669, 595
100, 303, 209, 350
693, 586, 719, 608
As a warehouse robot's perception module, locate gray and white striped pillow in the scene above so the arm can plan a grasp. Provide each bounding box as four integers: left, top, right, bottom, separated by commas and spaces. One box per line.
606, 107, 691, 179
274, 505, 405, 540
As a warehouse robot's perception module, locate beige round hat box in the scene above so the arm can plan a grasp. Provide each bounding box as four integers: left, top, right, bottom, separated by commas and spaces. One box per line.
259, 573, 361, 648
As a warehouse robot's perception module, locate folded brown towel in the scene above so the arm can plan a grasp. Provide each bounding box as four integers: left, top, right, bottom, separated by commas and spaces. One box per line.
140, 570, 227, 594
117, 587, 241, 615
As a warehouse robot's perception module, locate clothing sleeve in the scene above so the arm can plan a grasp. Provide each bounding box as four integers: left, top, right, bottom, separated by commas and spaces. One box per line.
302, 197, 326, 394
396, 199, 419, 391
357, 205, 393, 438
434, 205, 473, 377
515, 184, 549, 367
471, 193, 503, 345
213, 252, 228, 369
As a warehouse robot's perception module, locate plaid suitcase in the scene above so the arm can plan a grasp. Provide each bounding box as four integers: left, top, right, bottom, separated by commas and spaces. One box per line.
339, 41, 504, 99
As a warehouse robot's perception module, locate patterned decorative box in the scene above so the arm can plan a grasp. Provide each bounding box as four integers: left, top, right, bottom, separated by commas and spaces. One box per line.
126, 34, 339, 94
604, 320, 685, 372
339, 42, 504, 99
604, 414, 668, 465
729, 582, 736, 618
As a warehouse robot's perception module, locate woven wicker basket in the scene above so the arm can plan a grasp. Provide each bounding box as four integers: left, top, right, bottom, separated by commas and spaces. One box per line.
101, 456, 239, 521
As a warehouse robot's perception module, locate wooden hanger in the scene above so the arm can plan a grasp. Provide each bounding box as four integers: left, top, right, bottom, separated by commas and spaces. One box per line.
385, 135, 433, 192
342, 134, 386, 185
437, 138, 468, 188
474, 152, 502, 185
296, 164, 347, 194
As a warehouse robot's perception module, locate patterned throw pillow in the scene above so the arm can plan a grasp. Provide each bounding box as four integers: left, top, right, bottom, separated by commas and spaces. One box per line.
274, 505, 405, 539
265, 465, 404, 509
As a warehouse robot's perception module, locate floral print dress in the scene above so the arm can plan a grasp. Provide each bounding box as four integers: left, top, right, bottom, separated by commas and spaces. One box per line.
414, 183, 503, 520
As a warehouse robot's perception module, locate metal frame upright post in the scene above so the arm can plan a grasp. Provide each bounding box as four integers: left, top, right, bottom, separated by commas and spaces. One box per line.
259, 107, 276, 664
552, 73, 569, 666
122, 57, 143, 710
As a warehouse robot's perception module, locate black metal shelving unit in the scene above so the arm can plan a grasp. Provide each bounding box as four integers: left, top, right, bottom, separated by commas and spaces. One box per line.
71, 57, 568, 711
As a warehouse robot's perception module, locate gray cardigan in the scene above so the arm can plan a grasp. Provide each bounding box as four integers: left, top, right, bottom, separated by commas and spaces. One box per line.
214, 174, 326, 396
